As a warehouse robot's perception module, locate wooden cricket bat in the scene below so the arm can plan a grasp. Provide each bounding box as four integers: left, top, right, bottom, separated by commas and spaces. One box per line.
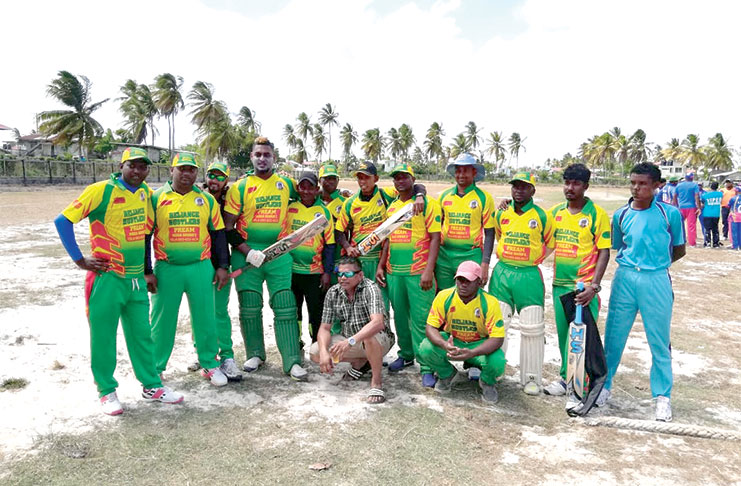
356, 203, 414, 256
566, 281, 586, 399
229, 214, 329, 278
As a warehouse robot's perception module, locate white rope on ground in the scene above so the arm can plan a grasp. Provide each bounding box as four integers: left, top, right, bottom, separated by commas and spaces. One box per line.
583, 416, 741, 441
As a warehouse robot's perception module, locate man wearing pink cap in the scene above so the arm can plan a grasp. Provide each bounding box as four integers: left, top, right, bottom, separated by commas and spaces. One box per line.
418, 261, 505, 403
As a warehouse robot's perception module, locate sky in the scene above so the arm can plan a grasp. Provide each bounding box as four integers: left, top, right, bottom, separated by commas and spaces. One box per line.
2, 0, 740, 168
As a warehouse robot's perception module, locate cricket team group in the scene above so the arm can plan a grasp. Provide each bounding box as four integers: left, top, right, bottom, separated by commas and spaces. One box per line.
55, 136, 686, 422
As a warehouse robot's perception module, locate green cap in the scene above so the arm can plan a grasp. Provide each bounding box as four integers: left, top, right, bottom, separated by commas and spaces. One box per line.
121, 147, 152, 164
318, 164, 339, 178
668, 175, 680, 182
172, 153, 198, 168
389, 163, 415, 178
509, 171, 536, 186
207, 161, 230, 177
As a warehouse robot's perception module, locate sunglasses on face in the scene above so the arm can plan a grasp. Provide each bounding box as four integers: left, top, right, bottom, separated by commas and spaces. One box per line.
207, 173, 227, 181
337, 270, 359, 279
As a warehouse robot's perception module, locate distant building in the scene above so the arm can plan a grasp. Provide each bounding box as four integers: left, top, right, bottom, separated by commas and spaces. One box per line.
709, 170, 741, 183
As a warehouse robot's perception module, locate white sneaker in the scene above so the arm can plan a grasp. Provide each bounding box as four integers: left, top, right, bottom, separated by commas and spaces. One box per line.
243, 356, 264, 372
142, 386, 184, 404
290, 364, 308, 382
655, 395, 672, 422
544, 380, 567, 396
595, 387, 611, 407
220, 358, 243, 381
565, 393, 581, 412
100, 392, 123, 416
201, 367, 228, 387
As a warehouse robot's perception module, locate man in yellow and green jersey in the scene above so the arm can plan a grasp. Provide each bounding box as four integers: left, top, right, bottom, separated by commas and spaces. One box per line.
318, 163, 346, 285
419, 261, 505, 403
224, 136, 308, 381
54, 147, 183, 415
150, 153, 230, 387
490, 171, 555, 395
284, 171, 335, 345
437, 153, 496, 291
376, 163, 441, 384
543, 163, 611, 398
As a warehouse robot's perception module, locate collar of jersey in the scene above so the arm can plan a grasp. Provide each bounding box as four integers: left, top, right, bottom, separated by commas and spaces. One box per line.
329, 189, 343, 200
359, 185, 379, 202
563, 197, 594, 216
455, 183, 477, 197
508, 198, 535, 213
110, 172, 145, 193
454, 288, 482, 306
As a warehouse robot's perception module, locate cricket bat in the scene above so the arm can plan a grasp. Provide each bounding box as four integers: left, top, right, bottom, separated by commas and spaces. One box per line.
229, 214, 329, 278
356, 203, 414, 256
566, 281, 586, 399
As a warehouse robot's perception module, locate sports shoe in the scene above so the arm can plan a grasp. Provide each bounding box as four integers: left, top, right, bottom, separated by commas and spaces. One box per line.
655, 395, 672, 422
468, 367, 481, 381
565, 393, 581, 412
290, 364, 309, 382
543, 379, 567, 396
100, 392, 123, 416
243, 356, 264, 372
434, 374, 455, 394
480, 382, 499, 403
388, 357, 414, 372
219, 358, 243, 381
142, 386, 184, 404
421, 373, 437, 388
595, 387, 611, 407
523, 380, 541, 396
201, 367, 228, 387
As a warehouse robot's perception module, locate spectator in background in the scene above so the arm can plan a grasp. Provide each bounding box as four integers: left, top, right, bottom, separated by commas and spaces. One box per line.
700, 181, 723, 248
676, 174, 701, 247
727, 186, 741, 250
721, 179, 736, 240
656, 176, 679, 206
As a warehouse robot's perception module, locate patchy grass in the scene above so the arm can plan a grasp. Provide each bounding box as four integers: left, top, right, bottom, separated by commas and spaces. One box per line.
1, 378, 29, 391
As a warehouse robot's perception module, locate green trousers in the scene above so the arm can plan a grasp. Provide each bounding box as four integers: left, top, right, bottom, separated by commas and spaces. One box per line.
387, 273, 435, 373
361, 257, 389, 311
232, 251, 301, 373
488, 261, 545, 312
151, 259, 220, 374
86, 271, 161, 397
214, 278, 234, 360
418, 332, 506, 386
436, 247, 482, 291
553, 285, 601, 380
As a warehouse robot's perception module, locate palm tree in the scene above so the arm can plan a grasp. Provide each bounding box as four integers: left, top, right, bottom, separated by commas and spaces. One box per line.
339, 123, 358, 161
628, 129, 649, 164
508, 132, 526, 168
424, 122, 445, 169
296, 112, 313, 149
679, 134, 706, 168
202, 114, 239, 162
615, 134, 630, 174
703, 133, 733, 171
283, 124, 298, 153
118, 80, 158, 145
187, 81, 229, 162
237, 106, 261, 134
361, 128, 384, 162
449, 134, 469, 159
485, 131, 508, 171
387, 127, 402, 160
152, 73, 184, 154
318, 103, 339, 160
37, 70, 108, 157
398, 123, 415, 161
661, 138, 682, 165
312, 123, 327, 162
465, 121, 481, 151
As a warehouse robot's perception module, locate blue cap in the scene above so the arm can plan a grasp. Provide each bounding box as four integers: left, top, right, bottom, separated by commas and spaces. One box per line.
446, 153, 485, 182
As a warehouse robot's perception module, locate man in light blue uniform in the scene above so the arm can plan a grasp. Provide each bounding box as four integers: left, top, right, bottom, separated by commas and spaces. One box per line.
655, 176, 678, 206
600, 162, 686, 422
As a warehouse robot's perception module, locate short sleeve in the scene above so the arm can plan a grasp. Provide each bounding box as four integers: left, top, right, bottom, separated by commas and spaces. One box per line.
611, 210, 624, 250
542, 209, 555, 249
224, 182, 243, 216
366, 281, 386, 316
425, 198, 442, 233
61, 183, 104, 223
323, 208, 335, 244
426, 291, 447, 329
484, 295, 505, 338
594, 207, 611, 250
209, 195, 225, 231
482, 192, 496, 230
668, 206, 686, 246
335, 199, 351, 232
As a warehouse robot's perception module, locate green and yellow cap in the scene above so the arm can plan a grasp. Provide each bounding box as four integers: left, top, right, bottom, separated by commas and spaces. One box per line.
318, 164, 339, 178
509, 171, 536, 186
389, 163, 415, 178
207, 161, 230, 177
121, 147, 152, 164
172, 153, 199, 168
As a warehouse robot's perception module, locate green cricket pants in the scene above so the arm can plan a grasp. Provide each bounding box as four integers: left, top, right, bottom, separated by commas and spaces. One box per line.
418, 332, 506, 385
436, 246, 482, 292
552, 285, 601, 381
150, 259, 220, 374
387, 273, 435, 373
85, 271, 161, 397
488, 261, 545, 311
232, 251, 301, 373
214, 278, 234, 360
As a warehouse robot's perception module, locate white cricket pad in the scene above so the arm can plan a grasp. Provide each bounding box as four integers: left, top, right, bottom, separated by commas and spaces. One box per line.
519, 305, 545, 388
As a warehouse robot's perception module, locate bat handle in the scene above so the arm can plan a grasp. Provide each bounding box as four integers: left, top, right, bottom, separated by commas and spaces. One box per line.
575, 281, 584, 323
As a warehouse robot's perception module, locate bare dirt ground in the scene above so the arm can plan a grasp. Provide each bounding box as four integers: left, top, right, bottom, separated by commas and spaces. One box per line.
1, 183, 740, 485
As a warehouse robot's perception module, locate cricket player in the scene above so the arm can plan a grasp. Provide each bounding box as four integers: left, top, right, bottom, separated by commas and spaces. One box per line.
376, 163, 442, 387
601, 162, 685, 422
149, 153, 229, 386
418, 261, 505, 403
284, 171, 335, 345
543, 163, 611, 397
489, 171, 554, 395
676, 173, 701, 247
54, 147, 183, 415
223, 136, 307, 381
437, 153, 496, 291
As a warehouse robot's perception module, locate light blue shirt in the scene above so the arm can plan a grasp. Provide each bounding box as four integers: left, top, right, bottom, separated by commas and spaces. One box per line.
701, 191, 722, 218
676, 180, 699, 209
612, 199, 685, 271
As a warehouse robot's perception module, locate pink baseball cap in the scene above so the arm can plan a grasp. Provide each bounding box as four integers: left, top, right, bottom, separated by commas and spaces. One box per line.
455, 261, 482, 281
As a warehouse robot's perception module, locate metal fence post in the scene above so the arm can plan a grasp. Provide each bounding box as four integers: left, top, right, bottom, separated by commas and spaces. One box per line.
72, 160, 76, 183
48, 160, 53, 183
22, 158, 26, 185
92, 161, 96, 182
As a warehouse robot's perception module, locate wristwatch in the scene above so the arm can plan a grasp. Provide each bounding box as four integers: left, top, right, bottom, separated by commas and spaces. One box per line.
591, 283, 602, 293
347, 336, 356, 347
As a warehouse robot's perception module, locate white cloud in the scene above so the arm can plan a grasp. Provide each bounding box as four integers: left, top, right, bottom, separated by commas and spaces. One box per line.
2, 0, 739, 166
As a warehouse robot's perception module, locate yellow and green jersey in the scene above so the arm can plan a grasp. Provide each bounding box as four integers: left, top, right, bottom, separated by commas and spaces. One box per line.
335, 185, 398, 260
152, 182, 224, 264
548, 199, 611, 287
282, 199, 335, 274
438, 184, 495, 253
224, 172, 298, 250
494, 200, 555, 267
385, 196, 441, 275
62, 173, 153, 278
322, 190, 346, 223
427, 288, 504, 342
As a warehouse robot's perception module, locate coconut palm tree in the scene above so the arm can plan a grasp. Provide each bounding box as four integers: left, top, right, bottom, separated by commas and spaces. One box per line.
661, 138, 682, 165
465, 121, 481, 151
387, 127, 402, 160
449, 134, 469, 159
118, 80, 158, 145
679, 134, 706, 168
361, 128, 384, 162
237, 106, 261, 134
628, 129, 649, 164
318, 103, 339, 160
296, 112, 313, 149
485, 131, 508, 171
339, 123, 358, 161
398, 123, 415, 162
202, 114, 239, 162
37, 70, 108, 157
283, 124, 298, 152
424, 122, 445, 169
703, 133, 733, 171
508, 132, 526, 168
152, 73, 184, 154
615, 134, 630, 174
188, 81, 230, 162
312, 123, 327, 162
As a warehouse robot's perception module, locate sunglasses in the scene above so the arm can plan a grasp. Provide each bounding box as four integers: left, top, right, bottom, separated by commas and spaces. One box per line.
336, 270, 359, 279
207, 173, 227, 181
